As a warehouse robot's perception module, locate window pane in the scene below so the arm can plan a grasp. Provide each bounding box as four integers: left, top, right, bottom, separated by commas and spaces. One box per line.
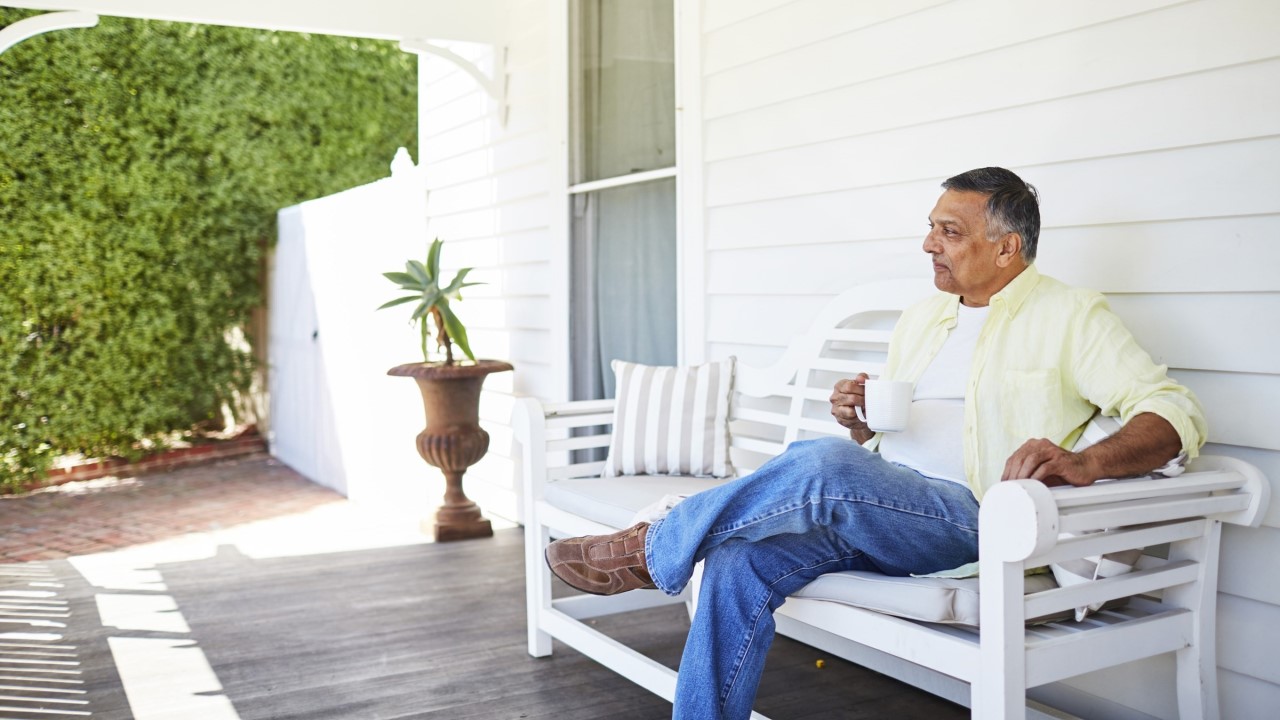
571, 178, 677, 401
571, 0, 675, 184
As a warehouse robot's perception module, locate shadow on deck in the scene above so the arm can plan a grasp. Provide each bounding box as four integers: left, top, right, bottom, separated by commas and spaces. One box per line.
3, 528, 965, 719
1, 456, 965, 718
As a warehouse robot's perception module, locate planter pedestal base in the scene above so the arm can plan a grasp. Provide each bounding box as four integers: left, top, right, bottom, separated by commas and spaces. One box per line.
389, 359, 514, 544
430, 516, 493, 542
429, 487, 493, 542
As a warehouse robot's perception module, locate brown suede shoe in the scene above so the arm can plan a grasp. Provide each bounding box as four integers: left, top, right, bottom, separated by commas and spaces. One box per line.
545, 522, 655, 595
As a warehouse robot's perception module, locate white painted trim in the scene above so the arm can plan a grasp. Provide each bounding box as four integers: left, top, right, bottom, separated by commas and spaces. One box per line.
566, 166, 676, 195
675, 0, 705, 364
555, 0, 686, 392
1, 0, 502, 43
0, 11, 97, 56
548, 0, 572, 402
400, 38, 506, 118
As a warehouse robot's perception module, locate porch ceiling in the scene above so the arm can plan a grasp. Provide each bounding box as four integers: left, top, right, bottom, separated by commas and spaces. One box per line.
1, 0, 501, 43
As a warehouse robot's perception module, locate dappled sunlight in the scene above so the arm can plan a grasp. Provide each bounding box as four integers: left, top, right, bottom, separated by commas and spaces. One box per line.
0, 459, 352, 564
0, 563, 90, 717
35, 474, 143, 495
1, 456, 503, 720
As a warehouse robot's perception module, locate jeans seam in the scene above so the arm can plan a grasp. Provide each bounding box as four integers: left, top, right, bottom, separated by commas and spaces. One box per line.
706, 495, 979, 538
719, 550, 865, 713
721, 584, 773, 712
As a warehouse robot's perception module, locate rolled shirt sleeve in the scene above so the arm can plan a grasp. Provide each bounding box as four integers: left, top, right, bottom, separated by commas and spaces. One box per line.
1067, 292, 1208, 460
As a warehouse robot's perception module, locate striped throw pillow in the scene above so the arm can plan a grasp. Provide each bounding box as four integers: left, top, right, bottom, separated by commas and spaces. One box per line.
603, 358, 736, 478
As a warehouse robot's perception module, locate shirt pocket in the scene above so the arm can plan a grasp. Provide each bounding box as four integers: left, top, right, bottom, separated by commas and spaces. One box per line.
1001, 369, 1064, 440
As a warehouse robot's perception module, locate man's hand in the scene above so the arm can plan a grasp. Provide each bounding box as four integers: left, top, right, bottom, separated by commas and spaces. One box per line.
1002, 414, 1183, 488
1001, 439, 1097, 487
830, 374, 874, 444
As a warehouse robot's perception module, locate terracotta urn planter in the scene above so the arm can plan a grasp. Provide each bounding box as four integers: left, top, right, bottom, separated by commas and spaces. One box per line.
388, 359, 513, 542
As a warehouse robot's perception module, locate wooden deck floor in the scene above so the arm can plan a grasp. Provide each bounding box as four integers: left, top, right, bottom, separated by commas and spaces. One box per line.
2, 528, 967, 719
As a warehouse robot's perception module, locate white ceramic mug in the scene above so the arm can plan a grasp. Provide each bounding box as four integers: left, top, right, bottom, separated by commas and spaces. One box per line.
854, 379, 913, 432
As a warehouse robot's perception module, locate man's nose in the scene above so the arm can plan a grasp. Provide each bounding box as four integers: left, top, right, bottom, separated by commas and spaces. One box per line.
922, 230, 941, 254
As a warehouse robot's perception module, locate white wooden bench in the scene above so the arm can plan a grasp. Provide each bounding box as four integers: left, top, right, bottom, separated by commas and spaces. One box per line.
512, 278, 1270, 720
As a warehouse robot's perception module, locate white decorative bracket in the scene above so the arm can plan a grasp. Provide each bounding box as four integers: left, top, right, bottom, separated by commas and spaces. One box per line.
399, 38, 508, 126
0, 11, 99, 56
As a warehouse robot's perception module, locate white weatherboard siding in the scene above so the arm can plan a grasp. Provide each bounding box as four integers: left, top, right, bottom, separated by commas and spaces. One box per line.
392, 0, 1278, 715
417, 0, 554, 523
698, 0, 1280, 717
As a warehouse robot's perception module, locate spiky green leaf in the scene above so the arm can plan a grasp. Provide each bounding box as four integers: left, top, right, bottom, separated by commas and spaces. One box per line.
408, 289, 443, 321
382, 271, 420, 288
376, 295, 420, 310
438, 302, 476, 362
406, 259, 430, 285
426, 238, 444, 278
442, 267, 475, 295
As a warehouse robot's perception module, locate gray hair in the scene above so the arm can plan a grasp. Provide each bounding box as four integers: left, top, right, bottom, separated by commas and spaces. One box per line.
941, 167, 1040, 262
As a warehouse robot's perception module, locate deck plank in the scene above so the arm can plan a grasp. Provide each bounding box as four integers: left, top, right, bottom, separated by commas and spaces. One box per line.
5, 529, 965, 718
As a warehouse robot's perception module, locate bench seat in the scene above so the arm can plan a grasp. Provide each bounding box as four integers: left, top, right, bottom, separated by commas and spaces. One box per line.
514, 278, 1270, 720
542, 470, 1065, 627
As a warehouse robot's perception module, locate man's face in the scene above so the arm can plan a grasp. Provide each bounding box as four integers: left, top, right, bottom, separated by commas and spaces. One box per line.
923, 189, 1006, 306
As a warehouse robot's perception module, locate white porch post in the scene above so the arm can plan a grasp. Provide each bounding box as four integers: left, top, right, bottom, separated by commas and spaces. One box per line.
0, 11, 98, 56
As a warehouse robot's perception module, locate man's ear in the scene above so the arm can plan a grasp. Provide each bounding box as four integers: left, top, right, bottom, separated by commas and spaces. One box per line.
995, 233, 1023, 268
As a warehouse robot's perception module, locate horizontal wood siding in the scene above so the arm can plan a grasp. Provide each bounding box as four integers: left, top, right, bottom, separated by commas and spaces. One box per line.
699, 0, 1280, 716
419, 0, 553, 522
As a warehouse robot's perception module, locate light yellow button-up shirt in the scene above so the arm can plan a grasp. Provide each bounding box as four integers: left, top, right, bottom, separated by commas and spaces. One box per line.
869, 265, 1207, 501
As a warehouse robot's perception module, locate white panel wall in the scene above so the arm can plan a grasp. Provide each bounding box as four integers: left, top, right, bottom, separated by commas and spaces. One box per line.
697, 0, 1280, 717
401, 0, 1277, 712
270, 172, 441, 519
417, 0, 554, 523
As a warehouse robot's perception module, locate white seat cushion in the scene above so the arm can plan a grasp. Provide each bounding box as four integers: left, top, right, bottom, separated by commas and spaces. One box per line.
792, 571, 1060, 627
543, 474, 1066, 627
543, 475, 730, 529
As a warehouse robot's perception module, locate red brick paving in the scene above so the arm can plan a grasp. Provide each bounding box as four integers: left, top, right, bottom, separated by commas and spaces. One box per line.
38, 434, 267, 488
0, 453, 346, 563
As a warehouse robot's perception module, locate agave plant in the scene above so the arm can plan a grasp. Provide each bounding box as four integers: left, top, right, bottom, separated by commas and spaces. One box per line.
379, 238, 482, 365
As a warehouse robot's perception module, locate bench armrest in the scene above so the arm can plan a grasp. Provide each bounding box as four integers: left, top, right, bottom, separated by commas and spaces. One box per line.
979, 459, 1268, 566
512, 396, 618, 524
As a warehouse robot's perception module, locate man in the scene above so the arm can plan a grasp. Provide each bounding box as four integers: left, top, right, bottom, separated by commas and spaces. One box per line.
545, 167, 1206, 720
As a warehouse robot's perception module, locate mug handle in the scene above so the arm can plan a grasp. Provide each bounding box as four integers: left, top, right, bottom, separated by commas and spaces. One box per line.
855, 406, 867, 424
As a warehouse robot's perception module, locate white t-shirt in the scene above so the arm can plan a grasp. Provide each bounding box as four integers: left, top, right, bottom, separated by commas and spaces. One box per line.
879, 303, 990, 485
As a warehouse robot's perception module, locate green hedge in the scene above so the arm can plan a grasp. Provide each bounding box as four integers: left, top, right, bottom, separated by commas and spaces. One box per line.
0, 11, 417, 488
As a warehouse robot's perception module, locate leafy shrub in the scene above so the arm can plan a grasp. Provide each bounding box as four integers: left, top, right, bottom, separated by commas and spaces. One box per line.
0, 11, 417, 488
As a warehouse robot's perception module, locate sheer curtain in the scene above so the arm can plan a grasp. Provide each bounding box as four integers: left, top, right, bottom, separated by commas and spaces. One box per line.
570, 0, 676, 401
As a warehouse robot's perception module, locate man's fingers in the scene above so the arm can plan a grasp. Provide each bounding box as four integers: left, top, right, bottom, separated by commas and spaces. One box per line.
1003, 440, 1054, 481
833, 375, 869, 395
831, 375, 872, 430
1002, 440, 1092, 487
1011, 455, 1044, 482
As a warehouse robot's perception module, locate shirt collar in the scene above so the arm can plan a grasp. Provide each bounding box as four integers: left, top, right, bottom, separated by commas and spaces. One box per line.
989, 264, 1040, 318
935, 263, 1040, 323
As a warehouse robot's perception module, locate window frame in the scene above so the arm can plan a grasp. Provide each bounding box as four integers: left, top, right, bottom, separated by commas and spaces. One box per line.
549, 0, 703, 403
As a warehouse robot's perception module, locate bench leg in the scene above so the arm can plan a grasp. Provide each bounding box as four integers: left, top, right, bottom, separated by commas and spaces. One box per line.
525, 519, 553, 657
1168, 523, 1223, 720
977, 561, 1027, 720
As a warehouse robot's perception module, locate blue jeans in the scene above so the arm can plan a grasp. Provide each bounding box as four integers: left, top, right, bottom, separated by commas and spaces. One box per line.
644, 437, 981, 720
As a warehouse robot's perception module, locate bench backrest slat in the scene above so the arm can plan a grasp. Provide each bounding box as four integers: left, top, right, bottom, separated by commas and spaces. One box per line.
730, 278, 934, 473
